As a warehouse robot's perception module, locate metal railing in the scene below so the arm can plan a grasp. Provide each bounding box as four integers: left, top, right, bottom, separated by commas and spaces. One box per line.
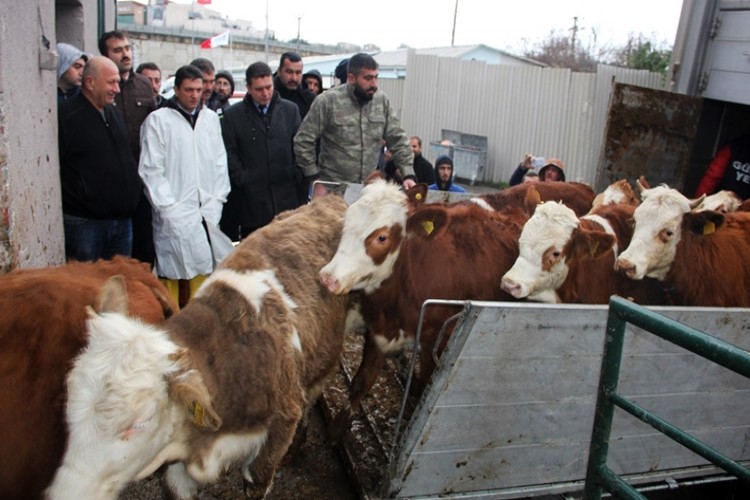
584, 296, 750, 499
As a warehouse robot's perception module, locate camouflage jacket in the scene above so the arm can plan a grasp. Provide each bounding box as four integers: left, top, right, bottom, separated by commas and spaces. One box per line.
294, 84, 414, 183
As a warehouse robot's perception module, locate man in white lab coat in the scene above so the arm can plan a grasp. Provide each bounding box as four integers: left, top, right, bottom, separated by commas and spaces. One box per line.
139, 64, 230, 306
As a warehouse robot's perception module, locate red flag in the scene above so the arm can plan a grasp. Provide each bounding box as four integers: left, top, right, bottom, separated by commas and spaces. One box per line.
200, 31, 229, 49
197, 0, 212, 4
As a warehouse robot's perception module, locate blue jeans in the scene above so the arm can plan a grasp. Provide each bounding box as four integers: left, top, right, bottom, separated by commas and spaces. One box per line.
63, 214, 133, 261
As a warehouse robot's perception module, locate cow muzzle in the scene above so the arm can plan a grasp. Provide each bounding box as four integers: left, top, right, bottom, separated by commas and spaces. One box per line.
615, 257, 640, 280
319, 271, 345, 295
500, 276, 525, 298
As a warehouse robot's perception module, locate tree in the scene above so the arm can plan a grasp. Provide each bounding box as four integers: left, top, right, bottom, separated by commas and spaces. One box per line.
611, 35, 672, 75
524, 31, 671, 75
523, 31, 600, 72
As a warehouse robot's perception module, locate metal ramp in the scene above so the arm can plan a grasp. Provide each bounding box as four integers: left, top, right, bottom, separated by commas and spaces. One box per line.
374, 301, 750, 498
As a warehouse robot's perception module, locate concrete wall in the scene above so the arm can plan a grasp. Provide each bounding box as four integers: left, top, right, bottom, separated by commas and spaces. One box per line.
0, 0, 115, 272
0, 0, 63, 271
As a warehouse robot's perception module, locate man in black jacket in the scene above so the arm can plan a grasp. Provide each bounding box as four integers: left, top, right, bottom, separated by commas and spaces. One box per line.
99, 31, 156, 265
58, 56, 141, 261
410, 136, 435, 184
220, 62, 303, 241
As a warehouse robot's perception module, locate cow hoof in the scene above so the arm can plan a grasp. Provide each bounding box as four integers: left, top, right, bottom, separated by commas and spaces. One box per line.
243, 479, 270, 500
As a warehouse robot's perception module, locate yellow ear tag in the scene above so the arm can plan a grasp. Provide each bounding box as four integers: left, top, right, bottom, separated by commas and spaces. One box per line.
422, 220, 434, 235
415, 193, 423, 201
703, 221, 715, 235
193, 402, 205, 427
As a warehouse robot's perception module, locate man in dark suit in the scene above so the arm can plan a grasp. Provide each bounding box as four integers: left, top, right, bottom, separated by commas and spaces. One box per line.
219, 62, 303, 241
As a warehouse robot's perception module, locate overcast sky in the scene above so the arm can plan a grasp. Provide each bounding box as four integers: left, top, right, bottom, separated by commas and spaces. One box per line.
172, 0, 685, 53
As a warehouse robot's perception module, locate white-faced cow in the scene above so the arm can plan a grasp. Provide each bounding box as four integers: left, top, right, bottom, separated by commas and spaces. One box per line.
0, 257, 176, 500
319, 179, 534, 440
590, 178, 640, 212
693, 189, 743, 213
616, 183, 750, 306
46, 196, 352, 500
501, 201, 666, 304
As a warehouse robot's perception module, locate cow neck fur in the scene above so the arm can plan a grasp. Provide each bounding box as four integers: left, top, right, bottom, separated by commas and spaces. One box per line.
662, 211, 750, 306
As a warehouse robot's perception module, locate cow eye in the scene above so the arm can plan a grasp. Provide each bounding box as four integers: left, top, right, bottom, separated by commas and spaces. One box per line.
659, 228, 674, 242
377, 234, 388, 243
552, 250, 561, 258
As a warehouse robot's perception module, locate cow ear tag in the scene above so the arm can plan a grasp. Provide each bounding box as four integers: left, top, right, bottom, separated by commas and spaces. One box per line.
421, 220, 434, 235
193, 402, 205, 427
703, 221, 715, 235
415, 193, 423, 201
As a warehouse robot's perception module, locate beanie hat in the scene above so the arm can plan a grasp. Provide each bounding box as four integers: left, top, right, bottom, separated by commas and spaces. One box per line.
215, 70, 235, 95
56, 42, 88, 82
539, 157, 566, 182
334, 58, 349, 85
303, 69, 323, 90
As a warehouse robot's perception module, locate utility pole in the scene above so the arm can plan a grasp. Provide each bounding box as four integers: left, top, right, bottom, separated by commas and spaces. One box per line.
296, 16, 302, 53
451, 0, 459, 47
264, 0, 269, 63
570, 16, 579, 58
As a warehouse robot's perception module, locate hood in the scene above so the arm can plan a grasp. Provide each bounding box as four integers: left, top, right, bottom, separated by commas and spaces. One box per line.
56, 42, 88, 82
434, 155, 455, 191
215, 70, 235, 95
538, 157, 566, 182
303, 69, 323, 89
335, 58, 349, 85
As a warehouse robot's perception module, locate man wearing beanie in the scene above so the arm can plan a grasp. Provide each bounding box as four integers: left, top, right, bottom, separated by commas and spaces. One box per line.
428, 155, 466, 192
56, 43, 88, 102
213, 70, 235, 115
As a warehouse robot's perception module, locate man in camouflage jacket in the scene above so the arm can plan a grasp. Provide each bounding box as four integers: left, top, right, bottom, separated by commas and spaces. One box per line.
294, 53, 415, 195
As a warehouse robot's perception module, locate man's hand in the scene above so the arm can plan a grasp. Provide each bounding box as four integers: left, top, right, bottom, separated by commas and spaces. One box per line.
402, 178, 416, 189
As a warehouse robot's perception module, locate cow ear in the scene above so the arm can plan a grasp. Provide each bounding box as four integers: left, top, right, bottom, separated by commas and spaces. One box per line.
524, 186, 542, 214
96, 275, 129, 315
684, 210, 725, 235
169, 368, 222, 431
405, 183, 429, 206
637, 176, 651, 191
572, 228, 617, 259
406, 206, 448, 239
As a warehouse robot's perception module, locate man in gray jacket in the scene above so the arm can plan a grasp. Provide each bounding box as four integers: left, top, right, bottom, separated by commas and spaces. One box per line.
294, 53, 414, 196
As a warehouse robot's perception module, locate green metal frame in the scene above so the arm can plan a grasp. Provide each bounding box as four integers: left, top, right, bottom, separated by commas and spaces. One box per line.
584, 296, 750, 500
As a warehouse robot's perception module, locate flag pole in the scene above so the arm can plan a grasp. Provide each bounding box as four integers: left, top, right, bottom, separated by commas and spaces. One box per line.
191, 0, 196, 58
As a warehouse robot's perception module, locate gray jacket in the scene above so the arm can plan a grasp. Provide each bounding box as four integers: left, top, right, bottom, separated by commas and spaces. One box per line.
294, 84, 413, 183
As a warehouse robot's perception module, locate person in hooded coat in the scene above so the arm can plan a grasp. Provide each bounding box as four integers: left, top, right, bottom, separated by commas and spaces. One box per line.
303, 69, 324, 95
428, 155, 466, 192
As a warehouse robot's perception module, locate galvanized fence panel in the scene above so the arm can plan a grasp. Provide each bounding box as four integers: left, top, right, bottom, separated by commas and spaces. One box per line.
400, 53, 667, 186
584, 296, 750, 500
385, 301, 750, 499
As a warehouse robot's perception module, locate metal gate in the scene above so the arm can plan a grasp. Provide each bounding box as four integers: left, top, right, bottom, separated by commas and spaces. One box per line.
584, 296, 750, 499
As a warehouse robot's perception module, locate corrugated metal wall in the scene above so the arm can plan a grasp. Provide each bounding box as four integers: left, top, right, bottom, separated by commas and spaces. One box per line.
388, 52, 666, 185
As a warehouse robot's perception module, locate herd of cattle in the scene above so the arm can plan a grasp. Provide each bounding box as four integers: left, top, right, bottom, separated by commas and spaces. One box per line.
1, 175, 748, 499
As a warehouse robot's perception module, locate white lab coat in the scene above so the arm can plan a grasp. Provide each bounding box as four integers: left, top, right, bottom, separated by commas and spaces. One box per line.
139, 106, 230, 279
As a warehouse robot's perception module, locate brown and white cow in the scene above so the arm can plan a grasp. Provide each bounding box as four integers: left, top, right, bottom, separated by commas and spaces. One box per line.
501, 201, 666, 304
693, 189, 743, 214
616, 184, 750, 306
46, 196, 352, 500
590, 178, 640, 212
319, 179, 532, 439
472, 180, 596, 216
0, 257, 175, 500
